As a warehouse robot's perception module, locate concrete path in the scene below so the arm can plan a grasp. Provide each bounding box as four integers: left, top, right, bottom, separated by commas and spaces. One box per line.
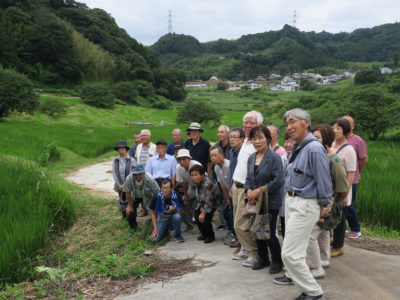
65, 159, 400, 300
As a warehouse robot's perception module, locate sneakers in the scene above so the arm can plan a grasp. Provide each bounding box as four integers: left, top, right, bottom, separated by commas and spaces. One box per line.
242, 257, 257, 267
273, 275, 294, 285
295, 293, 323, 300
175, 235, 184, 243
348, 231, 362, 239
310, 267, 325, 279
223, 232, 235, 245
331, 248, 344, 257
232, 250, 248, 260
216, 225, 227, 231
232, 247, 241, 254
269, 260, 283, 274
320, 260, 330, 269
197, 235, 205, 241
251, 259, 270, 270
204, 237, 215, 244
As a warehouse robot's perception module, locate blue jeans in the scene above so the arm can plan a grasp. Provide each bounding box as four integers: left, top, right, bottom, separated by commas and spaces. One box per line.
153, 213, 182, 242
346, 184, 361, 232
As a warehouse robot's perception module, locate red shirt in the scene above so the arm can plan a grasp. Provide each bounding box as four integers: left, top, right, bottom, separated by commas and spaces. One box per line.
346, 134, 367, 183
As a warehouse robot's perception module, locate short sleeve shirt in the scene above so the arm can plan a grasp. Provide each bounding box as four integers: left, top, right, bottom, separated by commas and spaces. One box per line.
331, 144, 357, 206
184, 138, 211, 169
214, 159, 230, 190
346, 134, 367, 183
175, 160, 202, 186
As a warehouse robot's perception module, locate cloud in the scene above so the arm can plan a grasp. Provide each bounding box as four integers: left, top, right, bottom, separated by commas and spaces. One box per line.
80, 0, 400, 45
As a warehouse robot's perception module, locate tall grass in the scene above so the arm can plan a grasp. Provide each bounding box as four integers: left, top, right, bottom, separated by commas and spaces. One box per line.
357, 141, 400, 230
0, 157, 76, 283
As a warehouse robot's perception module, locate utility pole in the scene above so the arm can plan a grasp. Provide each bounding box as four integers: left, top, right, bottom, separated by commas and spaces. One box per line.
168, 10, 173, 34
293, 10, 297, 28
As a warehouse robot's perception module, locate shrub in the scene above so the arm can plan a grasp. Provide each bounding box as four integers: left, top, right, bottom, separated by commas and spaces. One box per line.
150, 95, 172, 109
80, 82, 114, 109
132, 80, 155, 99
216, 81, 229, 90
388, 80, 400, 93
176, 100, 221, 125
300, 78, 317, 91
0, 67, 39, 117
113, 82, 139, 104
354, 70, 383, 85
40, 99, 68, 117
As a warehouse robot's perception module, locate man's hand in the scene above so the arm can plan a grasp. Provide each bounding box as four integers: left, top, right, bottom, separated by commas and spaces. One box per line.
199, 211, 206, 223
118, 185, 124, 191
165, 206, 175, 214
182, 194, 188, 203
151, 228, 158, 239
319, 202, 333, 220
126, 205, 133, 217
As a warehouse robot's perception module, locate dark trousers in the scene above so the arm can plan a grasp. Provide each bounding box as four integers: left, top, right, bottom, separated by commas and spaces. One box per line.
121, 197, 143, 229
194, 209, 215, 239
346, 184, 361, 232
280, 216, 285, 239
223, 197, 235, 235
333, 206, 348, 249
256, 209, 282, 264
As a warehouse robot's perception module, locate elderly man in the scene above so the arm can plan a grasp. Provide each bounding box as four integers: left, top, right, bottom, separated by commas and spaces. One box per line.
146, 140, 177, 187
128, 132, 141, 159
175, 149, 202, 231
273, 109, 332, 300
167, 129, 185, 155
217, 125, 231, 158
150, 180, 184, 243
184, 122, 211, 174
267, 125, 286, 157
123, 162, 160, 230
135, 129, 156, 165
210, 144, 231, 236
231, 111, 263, 267
342, 115, 368, 239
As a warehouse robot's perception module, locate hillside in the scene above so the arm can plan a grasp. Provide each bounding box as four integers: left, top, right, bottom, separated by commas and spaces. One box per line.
151, 23, 400, 80
0, 0, 186, 102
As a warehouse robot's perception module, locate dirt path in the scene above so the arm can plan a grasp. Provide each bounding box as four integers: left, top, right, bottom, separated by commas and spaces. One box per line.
66, 159, 400, 300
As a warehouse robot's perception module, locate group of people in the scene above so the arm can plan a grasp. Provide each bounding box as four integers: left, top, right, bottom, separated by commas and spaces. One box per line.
111, 109, 367, 300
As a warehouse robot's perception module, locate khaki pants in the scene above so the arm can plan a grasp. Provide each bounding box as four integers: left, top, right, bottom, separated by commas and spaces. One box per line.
232, 184, 257, 259
306, 224, 330, 269
282, 195, 323, 296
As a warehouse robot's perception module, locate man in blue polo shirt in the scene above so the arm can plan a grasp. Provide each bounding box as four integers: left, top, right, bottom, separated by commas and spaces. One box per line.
273, 108, 332, 300
146, 140, 178, 187
150, 180, 184, 243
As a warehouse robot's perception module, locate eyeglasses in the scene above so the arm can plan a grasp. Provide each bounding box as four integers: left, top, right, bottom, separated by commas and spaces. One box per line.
229, 136, 242, 139
285, 119, 302, 127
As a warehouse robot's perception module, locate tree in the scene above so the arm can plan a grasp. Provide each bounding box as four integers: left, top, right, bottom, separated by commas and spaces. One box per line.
113, 82, 139, 104
300, 78, 317, 91
176, 100, 222, 125
216, 81, 229, 90
80, 82, 114, 109
0, 67, 38, 117
40, 99, 68, 117
349, 89, 395, 140
354, 70, 382, 85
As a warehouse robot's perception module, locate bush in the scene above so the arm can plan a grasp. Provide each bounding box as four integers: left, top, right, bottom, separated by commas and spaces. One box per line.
113, 82, 139, 104
0, 67, 39, 117
176, 100, 221, 125
132, 80, 155, 99
216, 81, 229, 90
80, 82, 114, 109
300, 78, 317, 91
150, 95, 172, 109
388, 80, 400, 93
354, 70, 383, 85
40, 99, 68, 117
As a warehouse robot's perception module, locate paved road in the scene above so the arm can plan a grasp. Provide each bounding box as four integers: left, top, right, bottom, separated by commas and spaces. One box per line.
65, 159, 400, 300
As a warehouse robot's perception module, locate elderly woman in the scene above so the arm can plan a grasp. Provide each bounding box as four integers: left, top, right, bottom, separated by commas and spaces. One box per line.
189, 164, 219, 244
330, 118, 357, 258
245, 125, 284, 273
307, 124, 350, 278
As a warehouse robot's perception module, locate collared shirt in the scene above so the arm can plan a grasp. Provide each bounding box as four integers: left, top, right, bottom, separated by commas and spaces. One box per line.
232, 140, 256, 185
270, 142, 286, 157
189, 175, 218, 213
218, 141, 231, 159
346, 134, 367, 183
167, 141, 185, 155
150, 191, 184, 216
215, 159, 230, 190
139, 144, 150, 164
175, 160, 202, 186
145, 154, 177, 179
123, 172, 160, 209
184, 138, 211, 169
284, 133, 333, 207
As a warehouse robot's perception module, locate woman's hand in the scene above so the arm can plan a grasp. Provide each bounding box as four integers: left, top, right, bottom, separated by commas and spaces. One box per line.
246, 188, 260, 203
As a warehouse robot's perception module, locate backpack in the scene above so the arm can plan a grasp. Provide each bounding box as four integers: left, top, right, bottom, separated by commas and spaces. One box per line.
317, 155, 343, 231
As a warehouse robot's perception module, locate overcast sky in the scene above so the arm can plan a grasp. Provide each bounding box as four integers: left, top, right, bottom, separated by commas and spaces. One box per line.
80, 0, 400, 45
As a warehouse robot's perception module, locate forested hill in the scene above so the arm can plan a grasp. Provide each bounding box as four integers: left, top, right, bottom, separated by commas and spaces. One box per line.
0, 0, 186, 101
151, 23, 400, 80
